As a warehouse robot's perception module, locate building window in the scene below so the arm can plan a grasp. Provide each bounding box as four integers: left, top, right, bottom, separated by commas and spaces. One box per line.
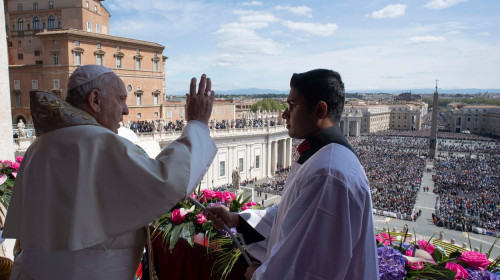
48, 15, 55, 29
43, 22, 45, 29
17, 4, 22, 11
96, 24, 100, 33
219, 161, 226, 176
137, 113, 141, 119
94, 5, 98, 13
212, 109, 215, 115
229, 108, 233, 114
8, 42, 12, 47
33, 2, 38, 10
154, 112, 158, 118
96, 54, 103, 65
32, 80, 38, 89
52, 52, 59, 65
17, 53, 23, 60
116, 56, 122, 68
33, 17, 40, 30
167, 110, 172, 118
135, 58, 141, 70
53, 79, 60, 89
75, 40, 80, 46
221, 108, 225, 115
153, 95, 158, 105
15, 92, 22, 108
86, 1, 89, 9
96, 43, 101, 49
74, 52, 81, 65
27, 23, 31, 31
86, 21, 91, 32
127, 84, 133, 93
49, 1, 54, 9
17, 18, 24, 31
14, 80, 20, 90
255, 155, 260, 169
238, 158, 244, 172
34, 50, 40, 56
180, 110, 184, 118
136, 95, 141, 105
153, 60, 159, 71
117, 46, 121, 51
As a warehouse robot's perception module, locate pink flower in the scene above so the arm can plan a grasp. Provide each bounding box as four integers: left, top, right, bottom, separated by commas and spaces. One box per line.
376, 232, 395, 246
190, 193, 197, 200
417, 240, 435, 255
221, 192, 235, 203
405, 249, 424, 270
197, 213, 207, 225
2, 160, 12, 168
241, 206, 251, 211
445, 262, 469, 279
246, 201, 257, 206
202, 189, 217, 199
0, 174, 7, 185
15, 156, 23, 163
457, 251, 491, 270
171, 208, 188, 224
11, 162, 20, 170
11, 172, 17, 179
215, 191, 223, 201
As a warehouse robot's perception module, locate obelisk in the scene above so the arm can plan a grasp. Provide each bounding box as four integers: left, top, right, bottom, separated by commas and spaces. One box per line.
428, 80, 439, 158
0, 1, 15, 160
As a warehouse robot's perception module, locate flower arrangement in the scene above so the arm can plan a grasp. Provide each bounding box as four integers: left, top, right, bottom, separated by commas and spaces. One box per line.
376, 230, 500, 280
154, 186, 260, 279
0, 156, 23, 208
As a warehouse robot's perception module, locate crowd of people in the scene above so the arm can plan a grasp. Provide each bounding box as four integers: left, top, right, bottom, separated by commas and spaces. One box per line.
210, 118, 279, 130
436, 194, 499, 232
127, 120, 184, 133
351, 137, 425, 216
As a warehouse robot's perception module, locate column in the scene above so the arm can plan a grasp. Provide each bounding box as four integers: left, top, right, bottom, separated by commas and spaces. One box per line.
355, 120, 360, 137
271, 141, 278, 175
279, 139, 286, 168
266, 140, 272, 178
286, 138, 292, 167
0, 5, 15, 160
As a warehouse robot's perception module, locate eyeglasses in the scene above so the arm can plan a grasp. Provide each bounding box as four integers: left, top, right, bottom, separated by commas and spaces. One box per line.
286, 102, 306, 112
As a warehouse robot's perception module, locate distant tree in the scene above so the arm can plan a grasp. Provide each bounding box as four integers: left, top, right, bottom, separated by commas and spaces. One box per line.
251, 99, 287, 112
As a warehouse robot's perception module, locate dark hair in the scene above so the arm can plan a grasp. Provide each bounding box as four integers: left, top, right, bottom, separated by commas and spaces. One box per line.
290, 69, 345, 123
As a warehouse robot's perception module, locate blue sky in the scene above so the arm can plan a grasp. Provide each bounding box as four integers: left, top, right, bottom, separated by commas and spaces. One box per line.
105, 0, 500, 94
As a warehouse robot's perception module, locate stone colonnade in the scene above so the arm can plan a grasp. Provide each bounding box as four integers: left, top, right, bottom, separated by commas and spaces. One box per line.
339, 116, 361, 137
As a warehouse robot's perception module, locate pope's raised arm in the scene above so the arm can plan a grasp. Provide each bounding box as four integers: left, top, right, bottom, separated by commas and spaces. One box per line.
185, 74, 215, 125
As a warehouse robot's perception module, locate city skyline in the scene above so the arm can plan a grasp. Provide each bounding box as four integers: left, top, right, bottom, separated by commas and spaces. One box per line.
105, 0, 500, 95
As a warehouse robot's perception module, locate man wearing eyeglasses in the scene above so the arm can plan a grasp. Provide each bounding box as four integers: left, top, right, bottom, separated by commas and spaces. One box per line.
207, 69, 379, 279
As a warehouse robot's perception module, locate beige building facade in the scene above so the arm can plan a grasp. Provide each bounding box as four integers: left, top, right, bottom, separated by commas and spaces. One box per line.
6, 0, 167, 124
449, 105, 500, 137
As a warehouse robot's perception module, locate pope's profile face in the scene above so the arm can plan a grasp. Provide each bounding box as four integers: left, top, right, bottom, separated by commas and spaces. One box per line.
97, 75, 129, 133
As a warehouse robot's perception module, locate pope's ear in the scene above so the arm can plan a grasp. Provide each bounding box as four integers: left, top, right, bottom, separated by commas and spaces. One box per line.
87, 89, 101, 113
316, 101, 328, 119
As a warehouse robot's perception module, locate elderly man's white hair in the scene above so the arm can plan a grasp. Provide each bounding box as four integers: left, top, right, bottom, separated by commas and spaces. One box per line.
66, 65, 115, 106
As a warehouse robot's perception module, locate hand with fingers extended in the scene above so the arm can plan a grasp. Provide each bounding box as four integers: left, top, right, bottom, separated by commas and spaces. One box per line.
185, 74, 215, 125
204, 206, 239, 230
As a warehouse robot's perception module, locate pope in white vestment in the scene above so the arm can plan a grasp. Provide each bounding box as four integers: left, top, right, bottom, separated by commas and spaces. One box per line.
3, 75, 217, 279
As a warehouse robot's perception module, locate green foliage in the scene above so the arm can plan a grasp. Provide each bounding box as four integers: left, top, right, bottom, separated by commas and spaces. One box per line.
423, 97, 500, 107
406, 263, 456, 280
0, 159, 21, 209
433, 246, 448, 263
250, 99, 287, 112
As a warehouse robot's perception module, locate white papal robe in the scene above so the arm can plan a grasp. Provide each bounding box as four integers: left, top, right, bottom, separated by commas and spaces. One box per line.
240, 143, 379, 280
3, 121, 217, 279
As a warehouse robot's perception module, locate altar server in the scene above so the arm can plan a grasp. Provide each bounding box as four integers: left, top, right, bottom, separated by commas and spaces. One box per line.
208, 69, 379, 279
3, 65, 217, 279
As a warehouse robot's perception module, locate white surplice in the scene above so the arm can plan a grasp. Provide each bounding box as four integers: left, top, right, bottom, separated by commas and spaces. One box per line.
3, 121, 217, 279
241, 143, 379, 280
